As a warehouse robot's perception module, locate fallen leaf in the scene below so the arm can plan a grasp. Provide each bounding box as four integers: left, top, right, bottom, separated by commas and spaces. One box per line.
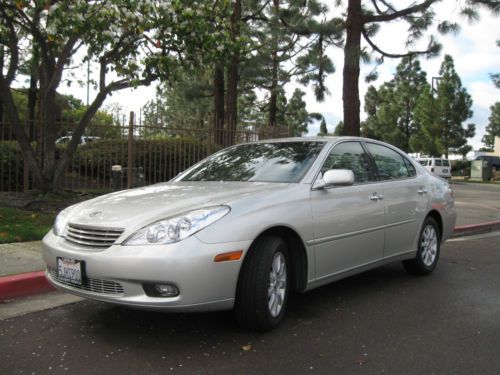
242, 345, 252, 351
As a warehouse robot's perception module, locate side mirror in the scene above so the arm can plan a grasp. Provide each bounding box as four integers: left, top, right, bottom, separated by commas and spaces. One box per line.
313, 169, 354, 189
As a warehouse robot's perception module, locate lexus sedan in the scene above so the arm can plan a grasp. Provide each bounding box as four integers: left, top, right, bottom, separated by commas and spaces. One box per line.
43, 137, 456, 331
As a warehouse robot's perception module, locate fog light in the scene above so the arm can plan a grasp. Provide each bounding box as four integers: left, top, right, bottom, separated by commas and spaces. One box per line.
143, 283, 179, 297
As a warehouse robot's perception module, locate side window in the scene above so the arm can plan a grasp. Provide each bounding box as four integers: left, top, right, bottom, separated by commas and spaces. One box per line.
321, 142, 373, 183
366, 143, 411, 180
435, 159, 442, 166
403, 157, 416, 177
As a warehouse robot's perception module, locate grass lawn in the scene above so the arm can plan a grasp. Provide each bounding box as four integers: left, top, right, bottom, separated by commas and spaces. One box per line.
0, 207, 55, 244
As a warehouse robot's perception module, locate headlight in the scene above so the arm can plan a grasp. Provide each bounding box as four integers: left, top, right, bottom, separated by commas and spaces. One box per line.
124, 206, 230, 246
53, 205, 75, 236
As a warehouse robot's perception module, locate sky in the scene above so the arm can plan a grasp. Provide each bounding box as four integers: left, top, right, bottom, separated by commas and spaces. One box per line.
60, 1, 499, 150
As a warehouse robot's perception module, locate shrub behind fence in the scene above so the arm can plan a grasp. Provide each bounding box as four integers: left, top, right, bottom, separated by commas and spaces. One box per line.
0, 119, 290, 192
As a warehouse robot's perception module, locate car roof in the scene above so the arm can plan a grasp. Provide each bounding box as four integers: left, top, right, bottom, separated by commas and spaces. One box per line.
249, 136, 391, 144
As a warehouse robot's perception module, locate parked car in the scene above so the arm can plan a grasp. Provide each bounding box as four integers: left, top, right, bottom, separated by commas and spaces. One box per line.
56, 135, 100, 146
417, 157, 451, 179
475, 155, 500, 170
43, 137, 456, 331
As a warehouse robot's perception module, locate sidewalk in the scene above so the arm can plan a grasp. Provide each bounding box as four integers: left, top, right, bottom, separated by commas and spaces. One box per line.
1, 203, 500, 303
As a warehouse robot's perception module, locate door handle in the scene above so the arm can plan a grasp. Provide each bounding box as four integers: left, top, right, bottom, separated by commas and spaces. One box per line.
418, 188, 428, 195
370, 193, 383, 201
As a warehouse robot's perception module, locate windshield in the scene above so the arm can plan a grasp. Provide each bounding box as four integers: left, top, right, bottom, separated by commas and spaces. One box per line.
418, 160, 429, 166
178, 141, 326, 183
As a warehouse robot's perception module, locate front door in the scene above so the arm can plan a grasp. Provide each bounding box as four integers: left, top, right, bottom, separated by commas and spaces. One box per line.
310, 141, 385, 280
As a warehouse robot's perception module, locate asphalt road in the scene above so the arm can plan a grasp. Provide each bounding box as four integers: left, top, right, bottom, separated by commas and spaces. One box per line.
1, 235, 499, 375
451, 182, 500, 225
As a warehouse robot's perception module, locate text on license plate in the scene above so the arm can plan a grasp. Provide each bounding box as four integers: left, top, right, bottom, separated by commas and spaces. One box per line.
57, 257, 82, 285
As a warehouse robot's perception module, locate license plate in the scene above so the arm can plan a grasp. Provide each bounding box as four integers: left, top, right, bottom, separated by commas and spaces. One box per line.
443, 169, 448, 173
57, 257, 83, 286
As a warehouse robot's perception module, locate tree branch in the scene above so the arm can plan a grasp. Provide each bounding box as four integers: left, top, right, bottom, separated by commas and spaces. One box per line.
362, 28, 432, 58
364, 0, 439, 23
47, 35, 79, 92
0, 9, 19, 84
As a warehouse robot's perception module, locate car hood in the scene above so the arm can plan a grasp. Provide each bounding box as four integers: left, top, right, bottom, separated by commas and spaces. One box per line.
66, 181, 290, 230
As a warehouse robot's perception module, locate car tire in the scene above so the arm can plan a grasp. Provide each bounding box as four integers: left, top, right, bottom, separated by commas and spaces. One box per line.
403, 216, 441, 275
235, 235, 290, 331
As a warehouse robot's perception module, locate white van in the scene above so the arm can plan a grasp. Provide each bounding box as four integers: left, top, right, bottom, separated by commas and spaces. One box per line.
418, 158, 451, 179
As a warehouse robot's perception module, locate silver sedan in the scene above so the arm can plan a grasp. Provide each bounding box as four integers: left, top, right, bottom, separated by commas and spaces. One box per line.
42, 137, 456, 331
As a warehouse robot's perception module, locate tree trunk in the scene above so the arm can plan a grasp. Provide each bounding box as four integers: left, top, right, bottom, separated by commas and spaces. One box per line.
39, 62, 58, 191
224, 0, 241, 146
0, 75, 44, 188
0, 46, 4, 125
342, 0, 362, 137
269, 49, 278, 128
27, 51, 39, 141
213, 63, 225, 146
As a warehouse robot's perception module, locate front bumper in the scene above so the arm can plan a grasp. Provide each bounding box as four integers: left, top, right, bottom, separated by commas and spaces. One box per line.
42, 231, 252, 312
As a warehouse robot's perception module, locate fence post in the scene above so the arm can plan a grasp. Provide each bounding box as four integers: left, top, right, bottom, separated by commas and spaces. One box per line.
127, 111, 135, 189
23, 120, 30, 191
112, 165, 123, 191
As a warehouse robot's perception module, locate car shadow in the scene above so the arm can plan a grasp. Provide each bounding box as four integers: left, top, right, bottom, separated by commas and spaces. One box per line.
76, 261, 421, 346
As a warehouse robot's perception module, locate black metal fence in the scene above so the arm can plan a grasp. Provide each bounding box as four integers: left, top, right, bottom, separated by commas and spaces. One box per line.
0, 117, 290, 192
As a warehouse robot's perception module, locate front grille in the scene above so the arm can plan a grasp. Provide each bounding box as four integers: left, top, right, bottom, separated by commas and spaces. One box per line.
65, 223, 124, 248
48, 268, 124, 295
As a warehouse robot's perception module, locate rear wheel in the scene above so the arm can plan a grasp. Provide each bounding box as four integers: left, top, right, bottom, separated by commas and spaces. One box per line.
235, 235, 289, 331
403, 216, 440, 275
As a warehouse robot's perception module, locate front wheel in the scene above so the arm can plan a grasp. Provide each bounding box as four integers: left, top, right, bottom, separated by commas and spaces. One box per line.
403, 216, 441, 275
235, 235, 289, 331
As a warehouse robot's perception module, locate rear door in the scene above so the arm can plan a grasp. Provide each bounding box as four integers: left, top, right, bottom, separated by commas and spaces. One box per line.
310, 141, 385, 279
364, 142, 428, 258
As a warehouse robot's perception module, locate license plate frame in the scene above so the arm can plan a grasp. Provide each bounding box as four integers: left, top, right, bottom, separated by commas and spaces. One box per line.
57, 257, 85, 286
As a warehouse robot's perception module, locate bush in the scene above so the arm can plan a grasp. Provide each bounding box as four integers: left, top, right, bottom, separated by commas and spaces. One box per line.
72, 137, 216, 185
0, 141, 24, 191
451, 160, 471, 176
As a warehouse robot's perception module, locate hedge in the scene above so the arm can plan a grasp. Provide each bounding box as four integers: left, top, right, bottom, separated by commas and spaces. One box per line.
71, 137, 216, 184
0, 141, 24, 191
1, 137, 217, 191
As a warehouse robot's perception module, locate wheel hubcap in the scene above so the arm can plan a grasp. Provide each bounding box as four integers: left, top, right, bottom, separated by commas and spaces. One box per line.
268, 252, 287, 318
421, 225, 438, 267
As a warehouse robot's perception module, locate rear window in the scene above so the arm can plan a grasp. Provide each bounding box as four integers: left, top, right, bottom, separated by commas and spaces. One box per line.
442, 160, 450, 167
434, 159, 442, 166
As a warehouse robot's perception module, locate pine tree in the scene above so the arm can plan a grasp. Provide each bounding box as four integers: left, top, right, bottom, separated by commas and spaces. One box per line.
482, 103, 500, 150
412, 55, 474, 157
363, 57, 427, 152
318, 118, 328, 135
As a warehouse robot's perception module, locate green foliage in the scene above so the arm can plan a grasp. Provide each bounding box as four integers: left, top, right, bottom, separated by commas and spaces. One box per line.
0, 141, 23, 191
363, 57, 428, 152
0, 0, 234, 192
482, 102, 500, 149
318, 118, 328, 135
72, 138, 214, 183
285, 88, 316, 136
0, 207, 55, 244
333, 121, 344, 136
411, 55, 474, 157
451, 160, 471, 176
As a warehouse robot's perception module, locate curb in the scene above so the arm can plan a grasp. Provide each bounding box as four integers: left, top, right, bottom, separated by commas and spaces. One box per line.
0, 271, 54, 301
451, 220, 500, 238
